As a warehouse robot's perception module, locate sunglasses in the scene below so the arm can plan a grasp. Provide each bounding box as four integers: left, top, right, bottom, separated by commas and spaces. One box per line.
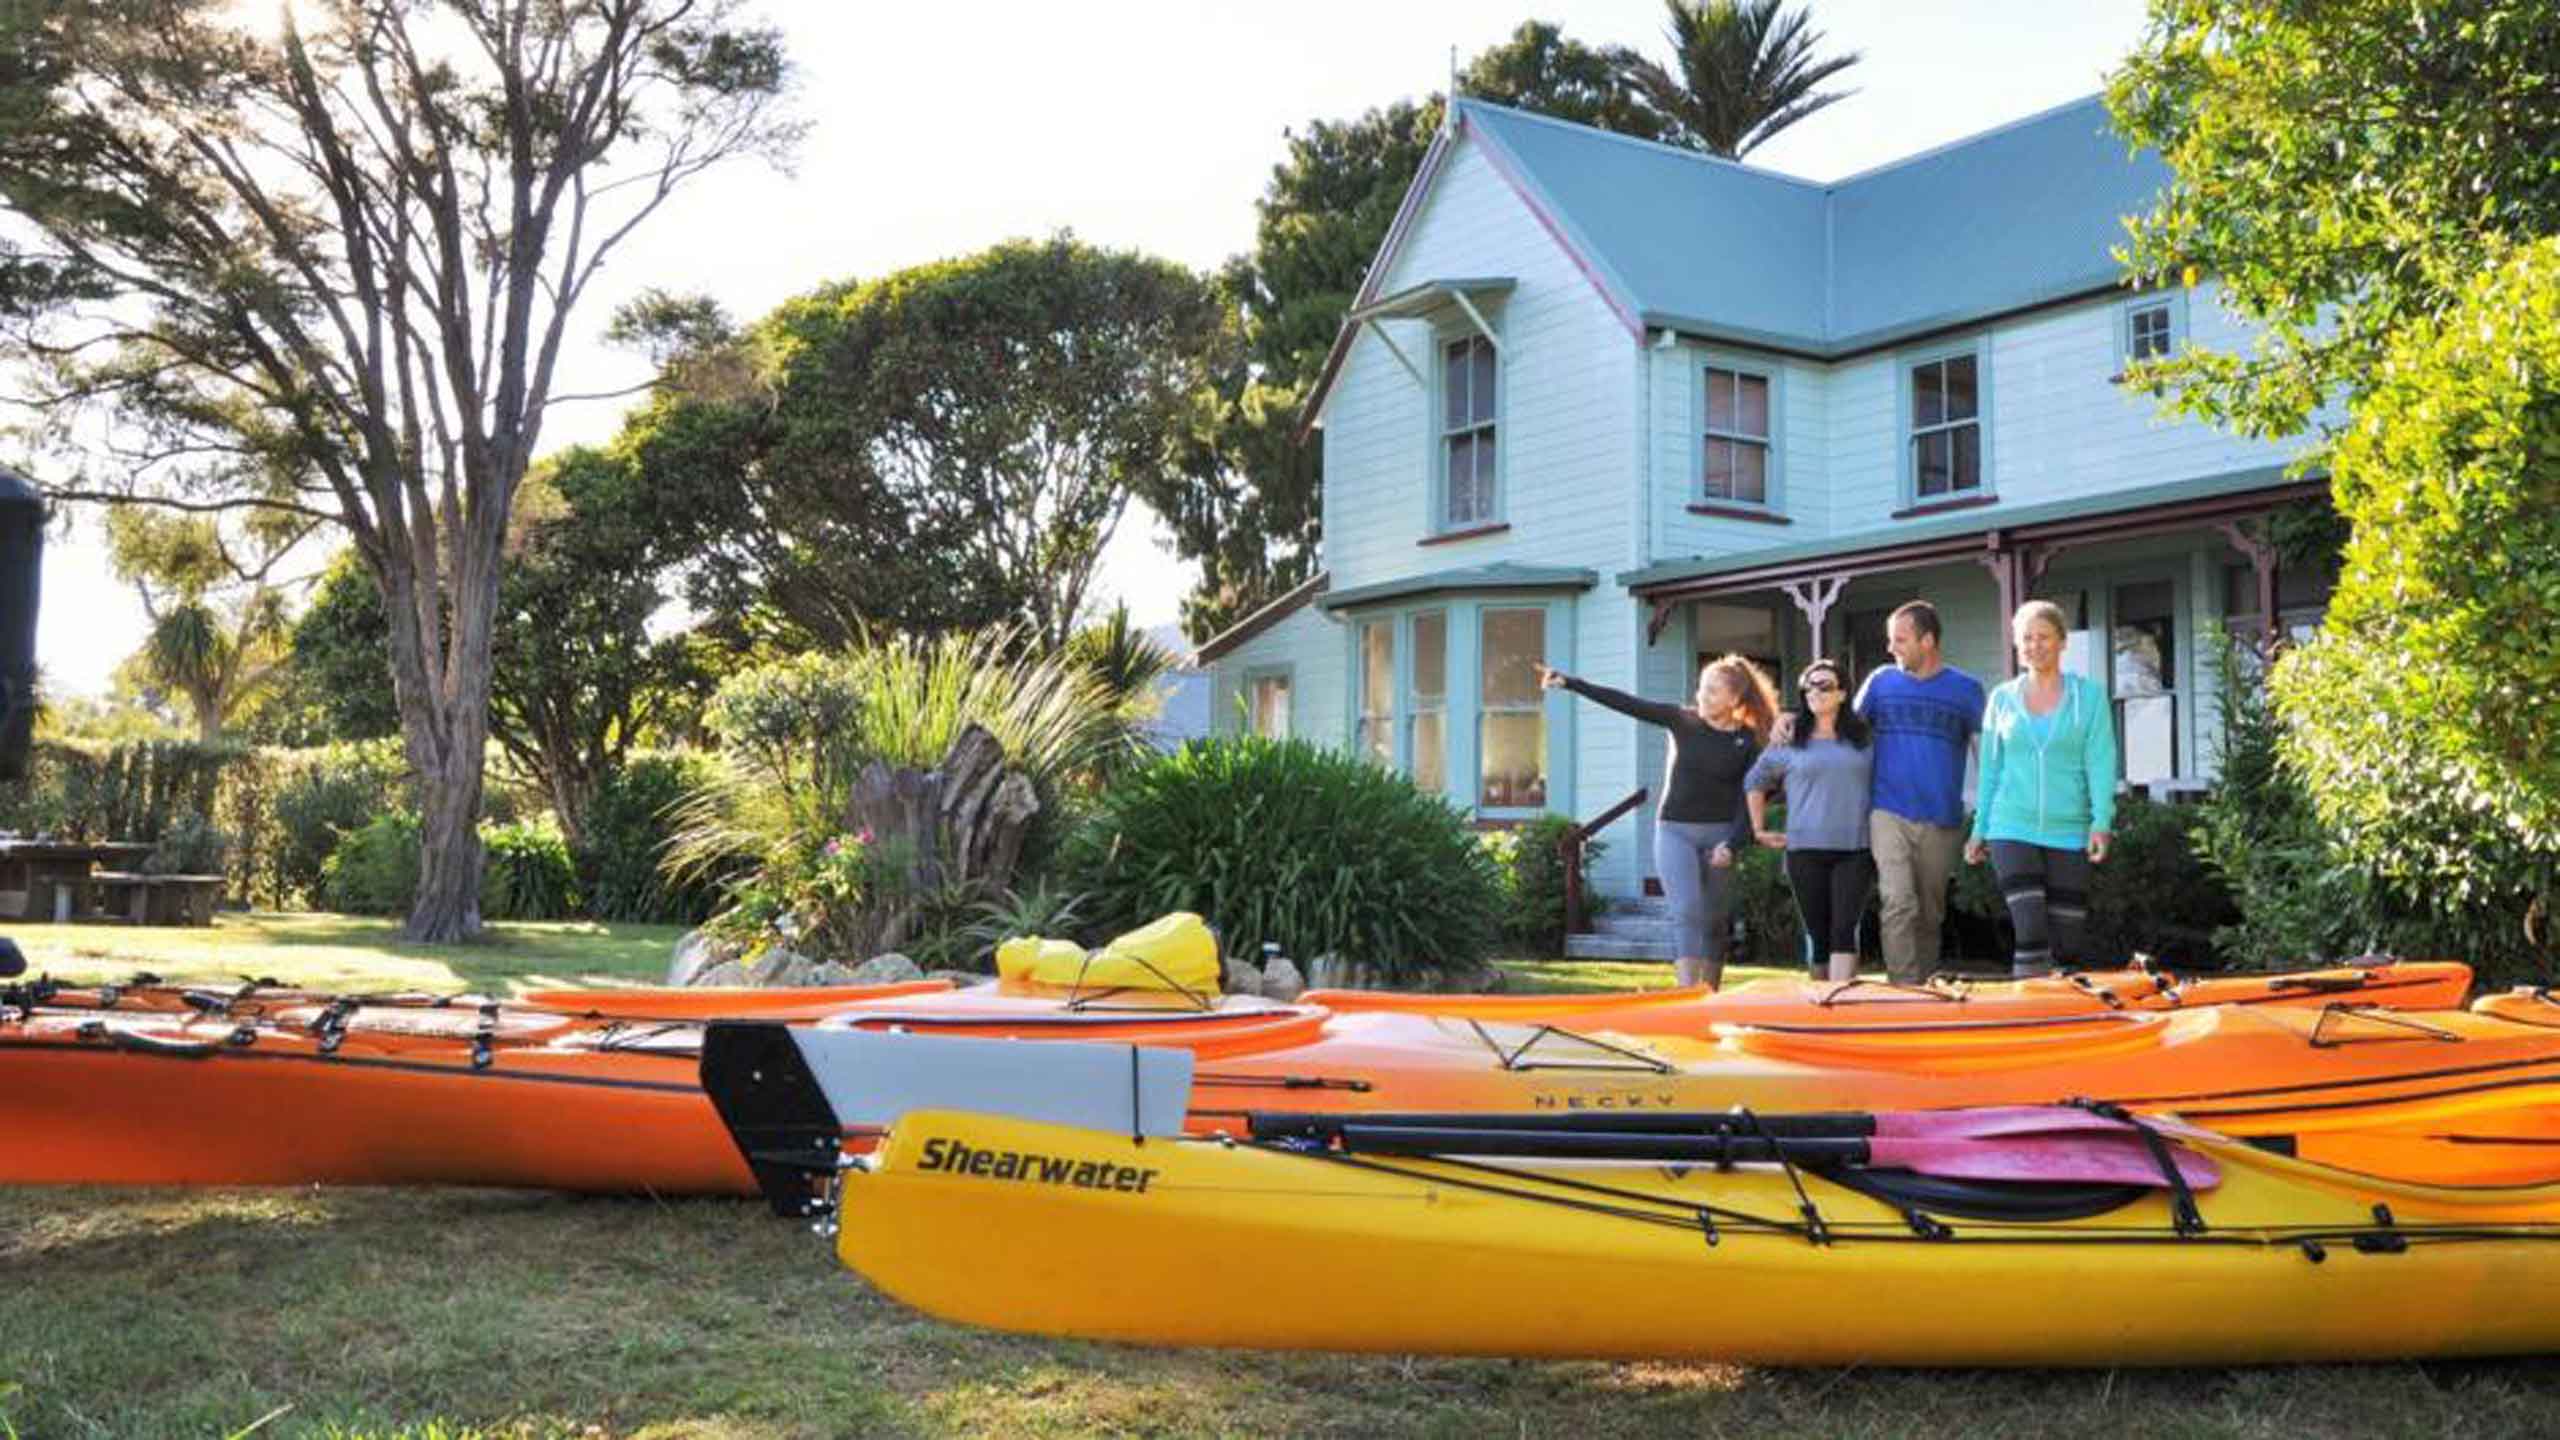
1800, 677, 1840, 694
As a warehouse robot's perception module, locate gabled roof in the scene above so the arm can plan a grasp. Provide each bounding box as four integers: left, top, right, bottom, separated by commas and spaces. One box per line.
1457, 93, 2169, 355
1300, 95, 2170, 432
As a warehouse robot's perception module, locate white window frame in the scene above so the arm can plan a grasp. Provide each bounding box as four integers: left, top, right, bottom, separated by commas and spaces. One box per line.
1433, 330, 1502, 534
1242, 664, 1295, 740
1476, 604, 1551, 816
1899, 339, 1992, 507
2120, 290, 2189, 369
1354, 618, 1394, 765
1697, 359, 1782, 511
1406, 609, 1447, 795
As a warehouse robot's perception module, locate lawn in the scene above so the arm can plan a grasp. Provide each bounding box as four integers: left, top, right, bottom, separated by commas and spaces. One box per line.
3, 916, 2557, 1438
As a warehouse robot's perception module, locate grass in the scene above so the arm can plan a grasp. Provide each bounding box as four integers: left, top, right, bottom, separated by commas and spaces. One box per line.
3, 919, 2559, 1436
2, 910, 690, 993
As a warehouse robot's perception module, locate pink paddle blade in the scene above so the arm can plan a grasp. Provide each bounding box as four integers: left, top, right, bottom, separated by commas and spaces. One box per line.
1870, 1133, 2222, 1188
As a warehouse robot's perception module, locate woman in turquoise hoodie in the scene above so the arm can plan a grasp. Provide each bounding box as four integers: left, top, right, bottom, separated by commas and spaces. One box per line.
1964, 600, 2118, 977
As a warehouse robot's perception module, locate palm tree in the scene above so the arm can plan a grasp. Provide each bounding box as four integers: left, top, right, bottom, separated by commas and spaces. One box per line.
1613, 0, 1861, 161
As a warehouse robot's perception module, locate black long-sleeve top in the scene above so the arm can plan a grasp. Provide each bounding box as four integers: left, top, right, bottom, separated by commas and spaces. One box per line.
1562, 676, 1760, 829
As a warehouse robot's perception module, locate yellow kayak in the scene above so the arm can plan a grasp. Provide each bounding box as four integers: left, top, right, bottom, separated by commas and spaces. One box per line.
826, 1106, 2560, 1366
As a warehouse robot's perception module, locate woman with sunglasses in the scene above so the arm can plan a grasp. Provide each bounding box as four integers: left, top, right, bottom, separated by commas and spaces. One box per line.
1538, 654, 1779, 988
1742, 659, 1877, 983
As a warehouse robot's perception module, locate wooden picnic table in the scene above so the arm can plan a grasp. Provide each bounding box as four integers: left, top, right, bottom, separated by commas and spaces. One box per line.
0, 840, 164, 923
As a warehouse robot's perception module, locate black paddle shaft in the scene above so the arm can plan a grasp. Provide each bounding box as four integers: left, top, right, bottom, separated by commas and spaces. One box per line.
1308, 1122, 1875, 1165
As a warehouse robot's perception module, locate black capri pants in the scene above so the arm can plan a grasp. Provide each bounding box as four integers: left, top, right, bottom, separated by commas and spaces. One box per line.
1784, 847, 1876, 958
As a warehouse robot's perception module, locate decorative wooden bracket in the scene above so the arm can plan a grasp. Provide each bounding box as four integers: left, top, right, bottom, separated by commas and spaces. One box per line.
1779, 574, 1849, 656
2217, 517, 2281, 651
1646, 596, 1680, 644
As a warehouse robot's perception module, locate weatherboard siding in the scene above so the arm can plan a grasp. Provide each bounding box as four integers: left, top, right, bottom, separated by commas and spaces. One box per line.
1207, 603, 1344, 745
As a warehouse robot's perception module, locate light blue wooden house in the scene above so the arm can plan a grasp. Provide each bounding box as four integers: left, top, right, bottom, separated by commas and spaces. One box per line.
1193, 95, 2332, 952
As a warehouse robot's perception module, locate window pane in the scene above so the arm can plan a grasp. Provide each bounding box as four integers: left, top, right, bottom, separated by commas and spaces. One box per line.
2132, 305, 2170, 360
1360, 620, 1393, 724
1480, 608, 1546, 707
1443, 342, 1470, 430
1412, 612, 1446, 704
1705, 368, 1735, 431
1474, 429, 1498, 516
1737, 373, 1769, 438
1734, 442, 1767, 504
1479, 711, 1549, 809
1945, 354, 1978, 420
1470, 338, 1497, 425
1411, 710, 1445, 794
1703, 437, 1733, 498
1358, 717, 1393, 765
2120, 694, 2175, 785
1444, 434, 1474, 524
1250, 676, 1290, 739
1951, 423, 1980, 492
1912, 360, 1944, 427
1916, 430, 1950, 496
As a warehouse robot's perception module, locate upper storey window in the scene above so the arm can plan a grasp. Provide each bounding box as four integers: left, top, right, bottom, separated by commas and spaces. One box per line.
1702, 366, 1772, 505
1440, 335, 1498, 530
1909, 352, 1982, 499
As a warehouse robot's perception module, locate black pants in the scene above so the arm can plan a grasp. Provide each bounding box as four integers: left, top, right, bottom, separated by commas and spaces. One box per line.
1989, 840, 2093, 978
1785, 848, 1876, 963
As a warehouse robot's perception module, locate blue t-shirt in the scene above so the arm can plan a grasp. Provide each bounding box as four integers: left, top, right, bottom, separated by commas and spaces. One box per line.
1854, 664, 1985, 828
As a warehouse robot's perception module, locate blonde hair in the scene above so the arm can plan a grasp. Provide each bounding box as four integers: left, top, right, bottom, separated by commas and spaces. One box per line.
2012, 599, 2070, 642
1699, 653, 1781, 743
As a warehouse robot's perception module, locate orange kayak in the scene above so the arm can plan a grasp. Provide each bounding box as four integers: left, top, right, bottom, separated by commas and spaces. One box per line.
0, 983, 1328, 1191
1305, 958, 2475, 1030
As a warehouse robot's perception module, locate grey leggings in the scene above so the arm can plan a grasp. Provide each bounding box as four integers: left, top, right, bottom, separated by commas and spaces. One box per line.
1656, 819, 1741, 983
1989, 840, 2093, 979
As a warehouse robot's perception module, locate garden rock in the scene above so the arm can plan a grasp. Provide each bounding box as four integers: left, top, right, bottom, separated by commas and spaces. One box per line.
807, 961, 861, 987
928, 969, 985, 988
1222, 957, 1263, 996
692, 958, 751, 988
753, 948, 815, 988
1260, 956, 1305, 1002
665, 929, 731, 986
850, 952, 924, 983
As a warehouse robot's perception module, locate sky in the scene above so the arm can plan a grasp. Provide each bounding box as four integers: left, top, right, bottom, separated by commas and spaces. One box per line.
28, 0, 2154, 696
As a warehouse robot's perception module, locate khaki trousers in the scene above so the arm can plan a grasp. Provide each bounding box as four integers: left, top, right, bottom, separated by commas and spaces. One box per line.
1871, 810, 1964, 985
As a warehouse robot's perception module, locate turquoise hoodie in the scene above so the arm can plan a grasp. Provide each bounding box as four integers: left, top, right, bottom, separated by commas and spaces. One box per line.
1969, 673, 2119, 850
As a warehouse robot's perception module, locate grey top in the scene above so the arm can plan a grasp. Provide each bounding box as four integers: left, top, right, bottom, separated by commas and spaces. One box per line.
1742, 737, 1876, 852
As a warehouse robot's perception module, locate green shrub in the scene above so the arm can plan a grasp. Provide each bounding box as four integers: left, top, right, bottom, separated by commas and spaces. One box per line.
577, 752, 732, 924
1057, 736, 1503, 984
0, 738, 240, 842
142, 811, 231, 878
1477, 814, 1597, 959
1940, 796, 2236, 971
318, 812, 422, 916
481, 816, 579, 921
268, 740, 413, 906
1730, 842, 1801, 969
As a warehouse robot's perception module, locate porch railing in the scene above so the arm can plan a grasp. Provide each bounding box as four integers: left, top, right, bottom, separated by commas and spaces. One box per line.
1561, 787, 1647, 937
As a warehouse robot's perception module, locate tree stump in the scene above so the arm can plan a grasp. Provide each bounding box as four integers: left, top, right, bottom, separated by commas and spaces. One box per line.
838, 724, 1040, 955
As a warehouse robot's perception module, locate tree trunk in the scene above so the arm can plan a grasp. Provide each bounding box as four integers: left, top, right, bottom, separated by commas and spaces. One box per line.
378, 511, 506, 945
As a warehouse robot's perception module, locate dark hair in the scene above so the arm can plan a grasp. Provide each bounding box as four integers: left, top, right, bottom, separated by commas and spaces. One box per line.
1889, 600, 1942, 645
1788, 659, 1870, 750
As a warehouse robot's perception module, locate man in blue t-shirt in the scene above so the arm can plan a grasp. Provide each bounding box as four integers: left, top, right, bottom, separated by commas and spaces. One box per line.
1853, 600, 1985, 984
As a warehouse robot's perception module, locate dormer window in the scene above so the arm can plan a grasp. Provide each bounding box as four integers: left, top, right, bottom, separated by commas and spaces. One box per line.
1702, 366, 1772, 504
1440, 335, 1498, 530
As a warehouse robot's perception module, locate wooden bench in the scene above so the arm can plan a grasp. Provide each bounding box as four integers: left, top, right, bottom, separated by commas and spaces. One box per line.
85, 872, 226, 927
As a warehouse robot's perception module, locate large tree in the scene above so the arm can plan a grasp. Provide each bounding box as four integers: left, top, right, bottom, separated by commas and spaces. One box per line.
0, 1, 797, 939
653, 236, 1231, 654
2109, 0, 2560, 955
1610, 0, 1860, 161
294, 444, 716, 847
